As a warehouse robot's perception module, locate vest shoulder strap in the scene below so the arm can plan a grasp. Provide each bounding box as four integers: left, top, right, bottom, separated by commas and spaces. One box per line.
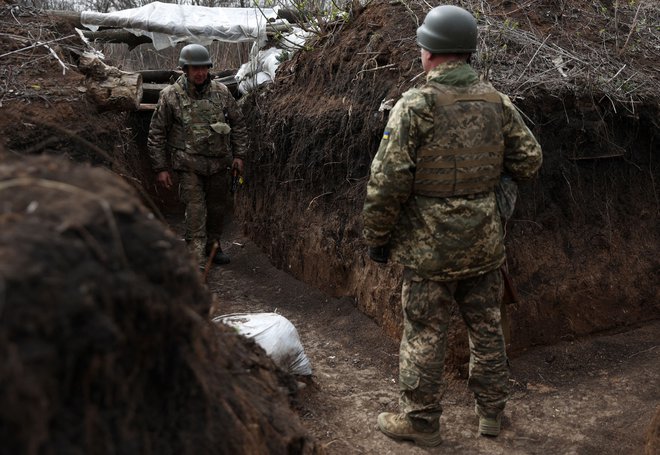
426, 80, 502, 105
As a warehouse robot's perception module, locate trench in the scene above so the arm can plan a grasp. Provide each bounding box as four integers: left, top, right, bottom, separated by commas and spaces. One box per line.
225, 89, 659, 366
123, 18, 659, 369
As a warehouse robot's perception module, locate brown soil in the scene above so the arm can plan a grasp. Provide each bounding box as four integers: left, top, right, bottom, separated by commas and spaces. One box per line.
0, 157, 319, 454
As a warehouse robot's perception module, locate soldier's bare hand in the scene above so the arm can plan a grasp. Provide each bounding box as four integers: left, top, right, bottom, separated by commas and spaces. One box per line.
157, 171, 173, 189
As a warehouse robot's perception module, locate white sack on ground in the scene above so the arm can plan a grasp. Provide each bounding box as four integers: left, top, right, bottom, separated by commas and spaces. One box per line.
81, 2, 278, 50
214, 313, 312, 376
278, 27, 310, 52
259, 47, 283, 80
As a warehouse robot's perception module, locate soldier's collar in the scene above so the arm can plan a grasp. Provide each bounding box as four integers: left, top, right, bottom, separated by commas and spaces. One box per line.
181, 75, 211, 96
426, 62, 477, 87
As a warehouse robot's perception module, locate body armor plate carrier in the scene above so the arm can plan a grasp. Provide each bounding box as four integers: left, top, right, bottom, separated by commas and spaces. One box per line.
171, 81, 230, 158
414, 81, 505, 197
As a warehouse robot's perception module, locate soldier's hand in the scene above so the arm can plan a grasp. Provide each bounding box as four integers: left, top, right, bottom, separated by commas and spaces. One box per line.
232, 158, 244, 175
157, 171, 173, 190
368, 245, 390, 264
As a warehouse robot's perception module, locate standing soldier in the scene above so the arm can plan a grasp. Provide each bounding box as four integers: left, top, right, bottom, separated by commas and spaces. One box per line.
362, 5, 542, 447
148, 44, 248, 266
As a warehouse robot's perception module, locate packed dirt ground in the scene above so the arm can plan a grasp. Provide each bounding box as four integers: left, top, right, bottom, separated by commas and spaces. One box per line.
211, 224, 659, 454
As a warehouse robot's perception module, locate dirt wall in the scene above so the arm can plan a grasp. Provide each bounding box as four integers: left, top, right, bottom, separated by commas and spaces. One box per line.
0, 156, 321, 455
507, 93, 659, 349
235, 1, 660, 365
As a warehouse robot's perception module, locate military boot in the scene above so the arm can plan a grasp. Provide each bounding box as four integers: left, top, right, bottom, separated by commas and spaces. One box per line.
207, 242, 230, 265
475, 405, 501, 437
377, 413, 442, 447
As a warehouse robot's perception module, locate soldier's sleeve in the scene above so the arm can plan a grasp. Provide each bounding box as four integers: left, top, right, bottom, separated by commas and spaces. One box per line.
500, 94, 543, 180
362, 92, 420, 247
147, 90, 173, 173
225, 93, 248, 160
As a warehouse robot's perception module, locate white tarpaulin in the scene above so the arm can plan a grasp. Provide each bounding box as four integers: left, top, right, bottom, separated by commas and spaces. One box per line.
81, 2, 278, 50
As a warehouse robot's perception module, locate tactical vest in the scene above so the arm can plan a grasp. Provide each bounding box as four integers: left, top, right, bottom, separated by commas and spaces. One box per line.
170, 81, 231, 158
413, 81, 505, 197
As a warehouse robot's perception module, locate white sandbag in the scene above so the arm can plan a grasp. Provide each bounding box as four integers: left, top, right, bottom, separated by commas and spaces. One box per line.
236, 47, 281, 86
260, 49, 283, 80
233, 28, 311, 94
214, 312, 312, 376
279, 27, 310, 52
235, 58, 260, 82
237, 71, 273, 95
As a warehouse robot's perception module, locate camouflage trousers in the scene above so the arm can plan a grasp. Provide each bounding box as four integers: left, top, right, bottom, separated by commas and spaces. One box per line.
177, 170, 233, 258
399, 267, 509, 426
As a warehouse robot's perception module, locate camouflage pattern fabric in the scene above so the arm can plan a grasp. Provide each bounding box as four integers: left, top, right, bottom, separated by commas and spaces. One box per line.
148, 75, 248, 176
147, 74, 247, 263
362, 61, 542, 281
413, 83, 504, 198
177, 170, 233, 248
399, 268, 509, 425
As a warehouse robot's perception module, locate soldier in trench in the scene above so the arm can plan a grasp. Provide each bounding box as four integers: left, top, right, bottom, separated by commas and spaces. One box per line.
148, 44, 248, 266
362, 5, 543, 447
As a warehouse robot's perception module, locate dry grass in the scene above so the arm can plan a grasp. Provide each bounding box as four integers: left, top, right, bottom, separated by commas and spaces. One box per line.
459, 0, 660, 107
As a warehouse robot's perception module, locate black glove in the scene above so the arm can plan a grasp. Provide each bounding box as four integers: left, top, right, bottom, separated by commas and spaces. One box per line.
368, 245, 390, 264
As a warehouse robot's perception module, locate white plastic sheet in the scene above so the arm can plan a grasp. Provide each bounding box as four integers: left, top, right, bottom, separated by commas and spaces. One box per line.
214, 312, 312, 376
235, 26, 311, 94
235, 47, 280, 94
81, 2, 278, 50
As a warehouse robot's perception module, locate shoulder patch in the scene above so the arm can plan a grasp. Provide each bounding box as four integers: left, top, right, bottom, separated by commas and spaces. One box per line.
382, 130, 391, 140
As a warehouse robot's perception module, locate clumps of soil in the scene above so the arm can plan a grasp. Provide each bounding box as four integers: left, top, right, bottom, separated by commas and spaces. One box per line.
0, 5, 87, 107
0, 5, 131, 169
0, 156, 320, 455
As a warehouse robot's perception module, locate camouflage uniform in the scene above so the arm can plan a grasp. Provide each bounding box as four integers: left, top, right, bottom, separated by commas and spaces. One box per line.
362, 62, 542, 426
148, 75, 248, 260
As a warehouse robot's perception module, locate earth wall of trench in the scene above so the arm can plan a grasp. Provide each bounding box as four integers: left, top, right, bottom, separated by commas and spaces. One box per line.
235, 1, 660, 365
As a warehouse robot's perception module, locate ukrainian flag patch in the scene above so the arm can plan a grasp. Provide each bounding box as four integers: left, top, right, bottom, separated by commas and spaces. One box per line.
383, 130, 391, 140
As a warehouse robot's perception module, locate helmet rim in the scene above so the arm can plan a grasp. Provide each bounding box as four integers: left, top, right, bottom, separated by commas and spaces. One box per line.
178, 44, 213, 69
416, 5, 478, 54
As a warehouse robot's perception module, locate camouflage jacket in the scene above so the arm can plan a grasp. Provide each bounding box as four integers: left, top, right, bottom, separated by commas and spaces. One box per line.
147, 75, 248, 175
362, 62, 542, 281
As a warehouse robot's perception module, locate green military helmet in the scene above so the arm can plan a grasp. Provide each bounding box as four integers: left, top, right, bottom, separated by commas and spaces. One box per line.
416, 5, 477, 54
178, 44, 213, 68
